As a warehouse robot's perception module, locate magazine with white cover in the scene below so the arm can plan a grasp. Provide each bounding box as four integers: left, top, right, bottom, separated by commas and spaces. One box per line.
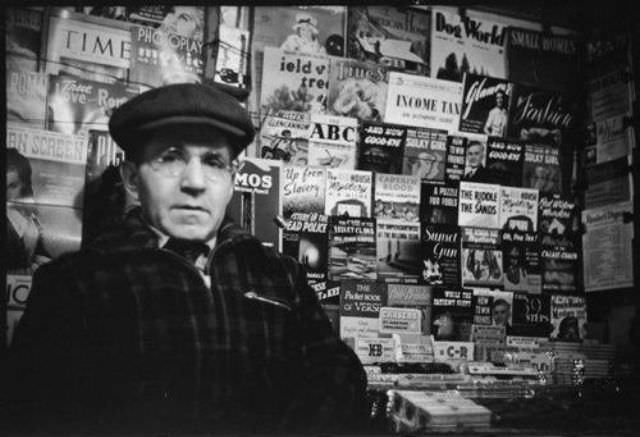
282, 165, 326, 219
261, 47, 330, 115
373, 173, 420, 223
308, 113, 358, 169
384, 72, 462, 131
325, 169, 372, 218
431, 7, 508, 82
458, 182, 500, 229
6, 66, 47, 128
212, 23, 250, 88
499, 186, 539, 231
259, 110, 310, 165
472, 288, 514, 329
461, 229, 504, 289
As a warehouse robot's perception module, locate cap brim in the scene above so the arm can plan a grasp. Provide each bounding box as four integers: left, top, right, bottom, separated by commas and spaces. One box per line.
138, 115, 248, 140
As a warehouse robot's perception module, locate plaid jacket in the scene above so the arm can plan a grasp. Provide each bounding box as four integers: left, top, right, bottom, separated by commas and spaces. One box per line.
3, 210, 368, 433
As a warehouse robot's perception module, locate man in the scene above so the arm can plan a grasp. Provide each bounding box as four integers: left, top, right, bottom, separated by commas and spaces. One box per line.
2, 83, 368, 434
463, 141, 491, 182
484, 90, 508, 137
492, 298, 512, 329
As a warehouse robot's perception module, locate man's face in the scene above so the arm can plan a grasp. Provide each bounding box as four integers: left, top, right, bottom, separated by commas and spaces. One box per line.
467, 144, 483, 168
122, 128, 235, 242
434, 314, 454, 338
6, 169, 24, 201
496, 92, 505, 108
493, 303, 510, 326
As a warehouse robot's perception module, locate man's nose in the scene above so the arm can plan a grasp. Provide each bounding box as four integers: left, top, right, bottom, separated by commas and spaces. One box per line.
180, 157, 207, 191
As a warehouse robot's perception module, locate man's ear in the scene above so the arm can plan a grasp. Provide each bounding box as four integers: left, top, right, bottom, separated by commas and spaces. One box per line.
120, 161, 140, 200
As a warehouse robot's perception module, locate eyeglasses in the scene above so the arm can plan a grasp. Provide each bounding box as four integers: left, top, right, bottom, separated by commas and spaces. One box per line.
149, 147, 237, 181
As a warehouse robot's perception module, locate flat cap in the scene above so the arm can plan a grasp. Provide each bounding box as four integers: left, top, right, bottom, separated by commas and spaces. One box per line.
109, 82, 255, 157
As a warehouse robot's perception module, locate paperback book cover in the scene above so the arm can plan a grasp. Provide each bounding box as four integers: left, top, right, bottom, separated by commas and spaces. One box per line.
357, 122, 406, 173
541, 247, 579, 294
420, 224, 461, 289
538, 193, 579, 250
328, 216, 376, 281
211, 23, 250, 88
347, 6, 430, 76
259, 110, 310, 165
485, 138, 524, 186
325, 169, 373, 218
461, 228, 503, 289
431, 288, 473, 341
328, 57, 389, 122
340, 279, 385, 349
522, 143, 562, 194
282, 165, 326, 220
461, 133, 491, 183
282, 212, 329, 286
376, 222, 421, 284
420, 181, 459, 225
373, 173, 420, 223
510, 292, 552, 337
458, 182, 500, 229
308, 113, 358, 169
402, 127, 448, 181
501, 230, 541, 294
444, 134, 467, 182
499, 186, 539, 232
472, 288, 514, 329
550, 294, 586, 342
459, 73, 514, 137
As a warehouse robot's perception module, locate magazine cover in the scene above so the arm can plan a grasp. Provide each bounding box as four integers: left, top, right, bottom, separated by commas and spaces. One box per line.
228, 158, 283, 250
522, 143, 562, 194
282, 212, 329, 286
506, 27, 579, 94
461, 134, 491, 183
328, 57, 389, 122
384, 72, 462, 131
261, 47, 329, 116
508, 85, 576, 146
538, 193, 578, 249
431, 7, 508, 82
445, 134, 467, 182
541, 247, 579, 294
328, 216, 376, 281
376, 222, 421, 284
431, 288, 473, 341
46, 13, 131, 81
471, 324, 506, 360
587, 66, 633, 123
373, 173, 420, 223
420, 180, 459, 224
499, 186, 539, 231
472, 293, 494, 326
386, 284, 433, 339
510, 292, 552, 337
420, 224, 461, 289
314, 279, 341, 306
472, 288, 514, 329
307, 113, 358, 169
402, 127, 448, 181
325, 169, 373, 218
282, 165, 326, 220
340, 279, 385, 351
458, 182, 500, 229
501, 230, 541, 294
357, 122, 406, 173
584, 157, 632, 209
6, 7, 42, 62
550, 294, 587, 342
461, 228, 503, 288
47, 75, 139, 135
459, 73, 514, 136
485, 138, 524, 186
6, 66, 47, 128
129, 24, 204, 88
210, 23, 249, 88
587, 114, 634, 165
259, 110, 310, 165
7, 125, 88, 208
347, 6, 430, 75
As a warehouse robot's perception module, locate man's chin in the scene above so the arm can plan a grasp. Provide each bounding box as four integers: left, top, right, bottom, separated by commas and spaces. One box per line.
165, 225, 216, 242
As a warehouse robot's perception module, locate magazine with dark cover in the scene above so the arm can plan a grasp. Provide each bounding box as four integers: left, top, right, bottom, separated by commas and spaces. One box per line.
420, 180, 459, 225
431, 288, 473, 341
522, 143, 562, 194
261, 47, 329, 116
347, 6, 430, 76
402, 127, 448, 181
458, 182, 500, 229
461, 134, 492, 183
485, 138, 524, 186
472, 293, 494, 325
328, 57, 388, 122
307, 113, 358, 169
472, 288, 514, 329
47, 74, 139, 135
459, 73, 514, 137
357, 122, 406, 173
6, 7, 43, 61
228, 158, 283, 251
314, 279, 341, 306
501, 230, 541, 294
420, 224, 461, 289
538, 193, 579, 250
6, 66, 47, 128
541, 247, 579, 294
550, 294, 586, 342
431, 7, 508, 82
584, 157, 632, 209
445, 134, 467, 182
328, 216, 376, 281
587, 66, 633, 123
461, 228, 503, 288
506, 27, 579, 94
259, 110, 310, 165
325, 169, 373, 218
510, 292, 552, 337
282, 165, 326, 220
282, 212, 329, 286
499, 186, 539, 232
7, 125, 88, 208
376, 222, 421, 284
373, 173, 420, 223
129, 24, 204, 88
